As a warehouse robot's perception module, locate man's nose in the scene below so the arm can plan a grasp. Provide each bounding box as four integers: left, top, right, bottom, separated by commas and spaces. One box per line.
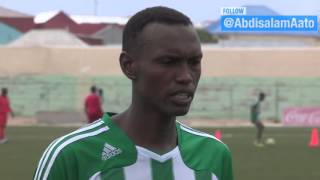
175, 63, 193, 84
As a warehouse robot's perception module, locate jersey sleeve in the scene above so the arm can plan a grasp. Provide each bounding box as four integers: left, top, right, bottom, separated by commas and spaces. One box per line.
221, 147, 234, 180
33, 144, 79, 180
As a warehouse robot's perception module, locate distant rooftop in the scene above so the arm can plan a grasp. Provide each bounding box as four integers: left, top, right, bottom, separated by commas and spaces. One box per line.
8, 29, 88, 47
0, 6, 32, 17
0, 17, 34, 32
71, 15, 128, 25
34, 11, 128, 25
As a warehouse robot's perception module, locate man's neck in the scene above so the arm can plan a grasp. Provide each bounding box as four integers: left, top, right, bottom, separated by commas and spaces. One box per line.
112, 105, 177, 154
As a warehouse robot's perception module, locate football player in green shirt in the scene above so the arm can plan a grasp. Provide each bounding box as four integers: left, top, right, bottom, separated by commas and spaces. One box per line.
34, 6, 233, 180
251, 92, 266, 147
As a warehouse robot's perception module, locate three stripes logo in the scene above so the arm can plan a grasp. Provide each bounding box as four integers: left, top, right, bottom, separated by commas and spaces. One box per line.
101, 142, 122, 161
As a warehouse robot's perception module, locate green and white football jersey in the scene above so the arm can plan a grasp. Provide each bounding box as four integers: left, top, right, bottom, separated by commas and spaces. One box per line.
34, 114, 233, 180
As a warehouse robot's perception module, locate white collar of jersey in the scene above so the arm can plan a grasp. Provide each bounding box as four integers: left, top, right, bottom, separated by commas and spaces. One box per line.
135, 146, 180, 162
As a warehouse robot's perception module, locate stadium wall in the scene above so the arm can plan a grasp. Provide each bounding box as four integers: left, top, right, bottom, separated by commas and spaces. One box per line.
1, 47, 320, 120
1, 47, 320, 77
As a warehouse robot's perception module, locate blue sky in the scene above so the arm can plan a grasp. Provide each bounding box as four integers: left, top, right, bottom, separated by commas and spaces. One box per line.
0, 0, 319, 22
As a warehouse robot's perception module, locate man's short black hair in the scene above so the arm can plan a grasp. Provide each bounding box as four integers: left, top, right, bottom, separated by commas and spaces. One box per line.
122, 6, 193, 54
1, 87, 8, 96
90, 86, 97, 93
259, 92, 266, 97
259, 92, 266, 101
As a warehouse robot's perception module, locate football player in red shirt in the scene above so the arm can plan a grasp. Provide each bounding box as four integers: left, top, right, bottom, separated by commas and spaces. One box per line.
0, 88, 14, 144
84, 86, 103, 123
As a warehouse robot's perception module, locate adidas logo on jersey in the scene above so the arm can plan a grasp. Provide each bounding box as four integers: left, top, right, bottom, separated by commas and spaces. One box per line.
101, 142, 122, 161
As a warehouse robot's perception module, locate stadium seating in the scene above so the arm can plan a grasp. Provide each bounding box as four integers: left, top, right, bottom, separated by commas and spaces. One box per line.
1, 75, 320, 121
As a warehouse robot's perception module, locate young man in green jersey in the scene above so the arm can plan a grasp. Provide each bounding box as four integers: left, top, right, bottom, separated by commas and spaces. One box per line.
34, 6, 233, 180
250, 92, 266, 147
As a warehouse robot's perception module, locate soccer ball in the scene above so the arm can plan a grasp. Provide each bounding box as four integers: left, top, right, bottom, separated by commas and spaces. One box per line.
265, 138, 276, 145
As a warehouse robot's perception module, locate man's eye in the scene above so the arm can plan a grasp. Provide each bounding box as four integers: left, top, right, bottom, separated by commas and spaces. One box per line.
189, 59, 201, 65
161, 58, 175, 64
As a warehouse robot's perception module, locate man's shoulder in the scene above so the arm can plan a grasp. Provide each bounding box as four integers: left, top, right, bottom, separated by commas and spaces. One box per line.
0, 96, 6, 102
54, 119, 136, 159
49, 120, 109, 152
177, 122, 232, 176
177, 122, 230, 154
37, 118, 134, 160
34, 120, 110, 179
86, 94, 98, 99
251, 101, 258, 107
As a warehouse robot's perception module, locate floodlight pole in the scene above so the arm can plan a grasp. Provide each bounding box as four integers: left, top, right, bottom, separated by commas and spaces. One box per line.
94, 0, 98, 15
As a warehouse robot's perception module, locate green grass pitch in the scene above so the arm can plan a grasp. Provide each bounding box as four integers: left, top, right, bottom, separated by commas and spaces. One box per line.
0, 126, 319, 180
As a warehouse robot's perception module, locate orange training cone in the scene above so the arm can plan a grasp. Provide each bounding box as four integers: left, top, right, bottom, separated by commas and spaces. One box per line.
309, 128, 319, 148
214, 129, 222, 140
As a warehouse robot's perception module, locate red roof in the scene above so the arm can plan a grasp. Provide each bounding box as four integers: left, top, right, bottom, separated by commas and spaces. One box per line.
35, 11, 107, 35
74, 23, 107, 35
0, 17, 34, 32
0, 11, 117, 45
35, 11, 77, 30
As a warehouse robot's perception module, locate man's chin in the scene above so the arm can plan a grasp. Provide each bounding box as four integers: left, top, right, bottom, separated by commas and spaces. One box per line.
171, 107, 190, 116
175, 112, 188, 116
161, 103, 191, 116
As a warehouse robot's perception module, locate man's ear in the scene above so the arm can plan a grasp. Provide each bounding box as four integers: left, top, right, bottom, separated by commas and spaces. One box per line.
119, 51, 137, 80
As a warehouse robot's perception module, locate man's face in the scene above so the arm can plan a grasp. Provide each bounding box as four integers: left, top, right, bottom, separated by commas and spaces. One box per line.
133, 23, 202, 116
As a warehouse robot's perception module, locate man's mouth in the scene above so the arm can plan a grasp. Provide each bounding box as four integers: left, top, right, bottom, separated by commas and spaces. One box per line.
170, 92, 193, 106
